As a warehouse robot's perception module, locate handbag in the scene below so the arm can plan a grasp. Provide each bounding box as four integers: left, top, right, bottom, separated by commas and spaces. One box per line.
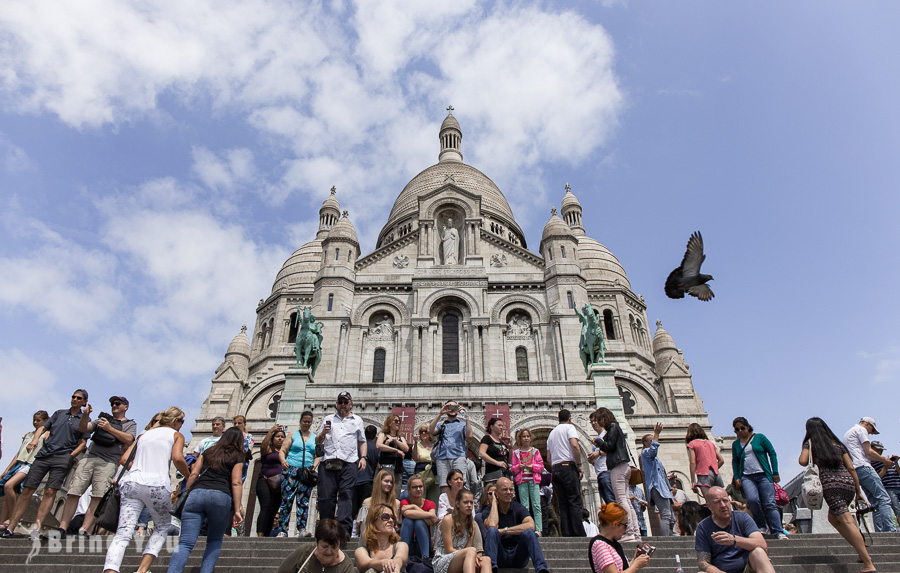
298, 439, 319, 486
627, 441, 644, 486
801, 443, 824, 510
774, 483, 790, 507
171, 467, 208, 519
93, 436, 140, 532
407, 554, 435, 573
265, 472, 281, 491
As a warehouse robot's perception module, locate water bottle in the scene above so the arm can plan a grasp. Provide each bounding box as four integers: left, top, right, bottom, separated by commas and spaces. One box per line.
675, 554, 684, 573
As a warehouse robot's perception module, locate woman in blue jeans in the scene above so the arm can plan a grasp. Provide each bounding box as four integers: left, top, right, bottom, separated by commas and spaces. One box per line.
731, 417, 786, 538
168, 427, 245, 573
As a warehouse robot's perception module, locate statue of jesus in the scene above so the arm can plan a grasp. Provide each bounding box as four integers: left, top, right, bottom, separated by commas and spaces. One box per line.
441, 218, 459, 265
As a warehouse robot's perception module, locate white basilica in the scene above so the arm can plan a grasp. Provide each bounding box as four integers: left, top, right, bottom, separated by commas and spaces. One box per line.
193, 111, 730, 517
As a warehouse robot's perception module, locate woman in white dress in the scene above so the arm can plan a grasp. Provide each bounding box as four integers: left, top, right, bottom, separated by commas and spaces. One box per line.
432, 489, 491, 573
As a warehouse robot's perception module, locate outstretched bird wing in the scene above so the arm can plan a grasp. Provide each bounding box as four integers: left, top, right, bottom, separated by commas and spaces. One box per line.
680, 231, 706, 278
687, 284, 714, 301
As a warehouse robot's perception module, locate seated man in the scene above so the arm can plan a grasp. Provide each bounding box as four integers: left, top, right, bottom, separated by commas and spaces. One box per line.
481, 477, 549, 573
696, 486, 775, 573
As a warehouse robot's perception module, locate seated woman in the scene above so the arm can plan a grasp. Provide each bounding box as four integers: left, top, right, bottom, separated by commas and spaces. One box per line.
590, 503, 651, 573
357, 470, 402, 536
400, 475, 438, 558
277, 518, 353, 573
437, 469, 467, 522
355, 503, 409, 573
432, 489, 491, 573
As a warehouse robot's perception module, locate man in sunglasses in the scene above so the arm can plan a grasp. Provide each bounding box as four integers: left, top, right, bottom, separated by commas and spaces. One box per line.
57, 395, 137, 537
317, 391, 367, 537
1, 389, 91, 539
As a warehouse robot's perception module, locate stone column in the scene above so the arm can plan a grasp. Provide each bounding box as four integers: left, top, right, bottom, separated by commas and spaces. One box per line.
410, 326, 419, 385
276, 368, 312, 428
589, 364, 635, 439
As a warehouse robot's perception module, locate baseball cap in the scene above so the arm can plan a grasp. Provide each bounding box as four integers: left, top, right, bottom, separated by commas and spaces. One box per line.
337, 391, 352, 401
861, 416, 880, 434
109, 396, 129, 406
871, 440, 885, 450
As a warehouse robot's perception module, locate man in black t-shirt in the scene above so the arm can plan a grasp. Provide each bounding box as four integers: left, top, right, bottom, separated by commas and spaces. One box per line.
481, 477, 549, 573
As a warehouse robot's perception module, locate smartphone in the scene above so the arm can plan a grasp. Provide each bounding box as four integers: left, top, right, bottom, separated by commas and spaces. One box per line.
637, 543, 656, 556
448, 405, 460, 412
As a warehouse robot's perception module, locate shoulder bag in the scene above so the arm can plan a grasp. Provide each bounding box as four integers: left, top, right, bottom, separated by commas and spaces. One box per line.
93, 435, 139, 532
625, 431, 643, 486
171, 465, 209, 519
801, 443, 823, 510
300, 435, 319, 486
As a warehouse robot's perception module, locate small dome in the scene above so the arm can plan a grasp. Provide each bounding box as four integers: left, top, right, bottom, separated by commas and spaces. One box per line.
441, 113, 461, 133
272, 238, 323, 293
321, 187, 340, 213
327, 211, 359, 245
577, 236, 631, 288
540, 209, 575, 244
561, 187, 581, 211
225, 326, 251, 358
652, 321, 677, 354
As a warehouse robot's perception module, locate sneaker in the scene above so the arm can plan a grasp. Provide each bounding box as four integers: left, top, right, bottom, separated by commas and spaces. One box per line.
0, 529, 24, 539
619, 534, 637, 542
76, 530, 89, 538
277, 532, 288, 538
775, 532, 789, 540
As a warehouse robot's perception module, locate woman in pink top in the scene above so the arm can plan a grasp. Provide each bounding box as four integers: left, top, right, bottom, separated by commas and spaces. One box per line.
684, 423, 725, 499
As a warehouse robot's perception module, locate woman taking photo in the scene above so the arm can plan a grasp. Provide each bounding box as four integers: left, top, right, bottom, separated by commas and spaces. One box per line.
589, 503, 650, 573
167, 426, 245, 573
278, 411, 319, 537
510, 428, 543, 536
433, 489, 491, 573
377, 415, 410, 497
412, 424, 434, 474
593, 407, 641, 543
256, 424, 285, 537
685, 423, 724, 500
731, 417, 786, 538
357, 470, 402, 535
277, 518, 353, 573
438, 469, 467, 521
103, 407, 190, 573
798, 417, 875, 573
355, 503, 409, 573
400, 475, 438, 558
478, 418, 509, 487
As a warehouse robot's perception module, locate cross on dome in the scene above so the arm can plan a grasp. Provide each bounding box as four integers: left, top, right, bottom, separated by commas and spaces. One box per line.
551, 207, 557, 215
330, 186, 336, 195
447, 105, 454, 114
565, 182, 571, 192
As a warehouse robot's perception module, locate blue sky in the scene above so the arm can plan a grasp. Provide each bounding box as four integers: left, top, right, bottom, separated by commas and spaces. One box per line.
1, 1, 898, 480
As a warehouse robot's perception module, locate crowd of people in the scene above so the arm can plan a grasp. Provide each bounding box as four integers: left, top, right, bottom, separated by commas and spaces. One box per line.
0, 388, 898, 573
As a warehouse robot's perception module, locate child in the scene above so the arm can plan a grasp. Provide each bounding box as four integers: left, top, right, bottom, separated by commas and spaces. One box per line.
0, 411, 50, 529
510, 428, 544, 535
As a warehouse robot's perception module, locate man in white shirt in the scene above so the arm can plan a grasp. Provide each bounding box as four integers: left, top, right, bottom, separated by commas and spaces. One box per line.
545, 409, 585, 537
316, 391, 367, 536
843, 416, 897, 532
193, 417, 225, 455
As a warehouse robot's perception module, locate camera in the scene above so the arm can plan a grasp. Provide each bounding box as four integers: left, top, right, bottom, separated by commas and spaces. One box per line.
636, 543, 656, 556
856, 501, 875, 515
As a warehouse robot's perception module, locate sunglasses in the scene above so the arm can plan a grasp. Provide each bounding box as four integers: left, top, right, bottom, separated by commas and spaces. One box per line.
734, 426, 748, 433
72, 395, 85, 400
337, 399, 350, 405
380, 513, 395, 522
111, 402, 124, 406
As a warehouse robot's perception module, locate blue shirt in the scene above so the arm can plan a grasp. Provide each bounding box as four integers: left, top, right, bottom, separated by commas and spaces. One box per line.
695, 511, 759, 573
433, 418, 467, 460
286, 431, 317, 468
640, 441, 673, 500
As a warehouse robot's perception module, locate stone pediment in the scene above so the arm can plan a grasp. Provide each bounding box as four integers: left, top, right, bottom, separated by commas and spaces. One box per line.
212, 362, 244, 383
658, 357, 690, 377
480, 229, 544, 268
418, 184, 482, 219
356, 229, 419, 270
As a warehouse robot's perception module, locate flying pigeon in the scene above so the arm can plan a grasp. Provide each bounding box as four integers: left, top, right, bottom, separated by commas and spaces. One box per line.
665, 231, 714, 301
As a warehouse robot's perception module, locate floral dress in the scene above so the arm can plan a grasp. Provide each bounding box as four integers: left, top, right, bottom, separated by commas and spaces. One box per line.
432, 523, 481, 573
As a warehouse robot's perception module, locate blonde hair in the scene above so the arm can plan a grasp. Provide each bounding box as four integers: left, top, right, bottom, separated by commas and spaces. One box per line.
515, 428, 532, 448
370, 470, 395, 508
158, 407, 185, 428
381, 415, 400, 436
363, 503, 400, 553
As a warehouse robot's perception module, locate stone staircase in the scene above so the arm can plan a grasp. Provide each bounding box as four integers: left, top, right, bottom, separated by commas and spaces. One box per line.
1, 532, 899, 572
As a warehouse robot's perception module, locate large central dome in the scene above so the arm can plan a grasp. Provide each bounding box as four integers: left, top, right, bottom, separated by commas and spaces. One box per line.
378, 111, 524, 247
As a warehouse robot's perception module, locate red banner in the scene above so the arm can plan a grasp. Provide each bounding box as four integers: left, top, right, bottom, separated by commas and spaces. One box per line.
484, 405, 511, 442
391, 407, 416, 443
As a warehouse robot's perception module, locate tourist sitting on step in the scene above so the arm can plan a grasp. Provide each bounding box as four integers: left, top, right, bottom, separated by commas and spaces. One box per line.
695, 486, 775, 573
277, 518, 354, 573
400, 475, 438, 558
480, 477, 550, 573
479, 417, 510, 488
357, 470, 401, 539
317, 391, 368, 537
801, 417, 876, 573
432, 488, 491, 573
428, 401, 472, 497
1, 389, 90, 540
589, 502, 650, 573
355, 503, 409, 573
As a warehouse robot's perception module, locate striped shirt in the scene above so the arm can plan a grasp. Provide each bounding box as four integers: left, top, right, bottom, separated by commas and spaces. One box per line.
871, 460, 900, 490
591, 537, 624, 572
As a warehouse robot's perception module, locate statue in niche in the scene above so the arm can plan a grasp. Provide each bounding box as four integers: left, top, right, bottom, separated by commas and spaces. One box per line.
506, 313, 531, 337
440, 217, 459, 265
371, 315, 394, 338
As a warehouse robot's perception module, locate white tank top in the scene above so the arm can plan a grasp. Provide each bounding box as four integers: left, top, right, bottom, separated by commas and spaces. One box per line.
121, 426, 177, 489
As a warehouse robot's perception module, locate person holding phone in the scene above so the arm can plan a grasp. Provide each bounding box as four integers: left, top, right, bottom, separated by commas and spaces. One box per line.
316, 391, 366, 538
429, 401, 472, 496
590, 502, 651, 573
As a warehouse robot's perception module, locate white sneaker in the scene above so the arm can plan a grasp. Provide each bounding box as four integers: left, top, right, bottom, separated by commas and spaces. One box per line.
619, 534, 637, 542
775, 532, 789, 540
277, 532, 288, 538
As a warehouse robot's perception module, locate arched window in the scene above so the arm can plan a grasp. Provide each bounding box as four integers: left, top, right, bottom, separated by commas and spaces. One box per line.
603, 309, 616, 340
561, 246, 566, 258
335, 248, 340, 261
265, 318, 274, 348
515, 347, 529, 382
327, 293, 334, 311
372, 348, 386, 383
442, 314, 460, 374
287, 312, 299, 343
567, 291, 574, 309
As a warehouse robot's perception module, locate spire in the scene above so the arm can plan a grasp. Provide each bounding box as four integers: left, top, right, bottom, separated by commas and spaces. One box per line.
439, 106, 463, 163
317, 186, 341, 238
560, 182, 585, 236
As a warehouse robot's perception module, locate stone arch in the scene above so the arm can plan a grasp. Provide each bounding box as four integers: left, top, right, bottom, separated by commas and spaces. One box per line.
420, 289, 480, 319
243, 378, 286, 423
423, 193, 476, 220
615, 373, 661, 414
352, 296, 410, 325
490, 294, 550, 324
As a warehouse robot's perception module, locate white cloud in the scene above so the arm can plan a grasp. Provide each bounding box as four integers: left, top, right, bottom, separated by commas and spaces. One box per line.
191, 146, 256, 192
860, 346, 900, 385
0, 132, 32, 172
0, 348, 59, 406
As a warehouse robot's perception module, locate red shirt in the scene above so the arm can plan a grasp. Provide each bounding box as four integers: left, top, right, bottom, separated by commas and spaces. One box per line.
400, 498, 437, 533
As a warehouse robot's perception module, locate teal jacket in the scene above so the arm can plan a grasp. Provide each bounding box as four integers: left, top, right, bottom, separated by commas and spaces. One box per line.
731, 433, 779, 482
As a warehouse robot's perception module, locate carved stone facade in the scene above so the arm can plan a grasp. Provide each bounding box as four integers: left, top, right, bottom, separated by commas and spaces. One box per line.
195, 112, 729, 521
